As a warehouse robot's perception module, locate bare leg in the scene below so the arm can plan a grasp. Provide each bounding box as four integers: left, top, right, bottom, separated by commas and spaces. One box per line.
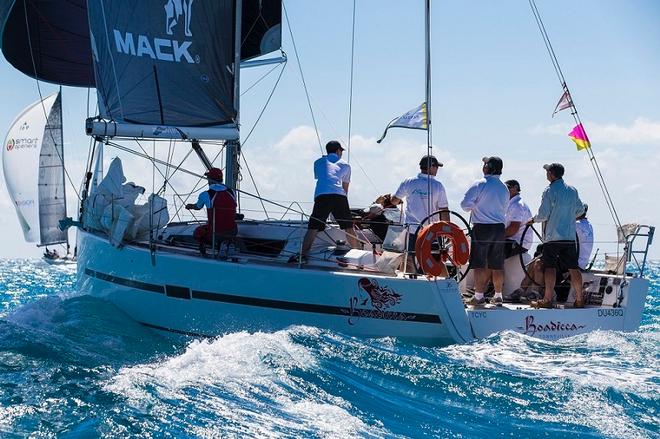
568, 269, 583, 302
343, 227, 360, 249
301, 229, 318, 256
521, 260, 535, 289
492, 269, 504, 293
543, 267, 556, 303
474, 268, 491, 293
531, 260, 545, 289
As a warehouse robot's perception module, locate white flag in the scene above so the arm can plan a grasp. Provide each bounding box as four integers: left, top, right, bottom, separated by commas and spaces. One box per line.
377, 102, 428, 143
552, 90, 573, 117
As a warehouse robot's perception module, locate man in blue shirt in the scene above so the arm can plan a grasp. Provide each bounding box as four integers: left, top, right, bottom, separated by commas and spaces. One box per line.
527, 163, 585, 308
292, 141, 358, 263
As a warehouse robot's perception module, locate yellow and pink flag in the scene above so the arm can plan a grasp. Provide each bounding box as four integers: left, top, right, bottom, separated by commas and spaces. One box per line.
568, 123, 591, 151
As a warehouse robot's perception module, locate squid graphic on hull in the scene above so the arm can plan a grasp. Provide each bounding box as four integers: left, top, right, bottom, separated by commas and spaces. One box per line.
358, 278, 402, 311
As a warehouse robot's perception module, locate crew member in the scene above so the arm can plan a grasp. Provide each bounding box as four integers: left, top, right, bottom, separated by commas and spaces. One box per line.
295, 140, 358, 264
461, 156, 509, 306
576, 203, 594, 269
186, 167, 237, 256
387, 155, 449, 275
504, 179, 533, 257
527, 163, 585, 308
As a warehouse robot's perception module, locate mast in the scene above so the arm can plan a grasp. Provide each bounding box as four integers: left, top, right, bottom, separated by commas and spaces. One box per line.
425, 0, 432, 148
425, 0, 432, 215
225, 0, 243, 193
59, 86, 70, 253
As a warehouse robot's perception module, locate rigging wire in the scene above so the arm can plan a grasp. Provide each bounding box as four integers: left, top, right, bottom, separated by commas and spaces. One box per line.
241, 61, 282, 96
170, 143, 227, 221
239, 62, 288, 218
240, 151, 268, 218
21, 0, 80, 201
282, 1, 323, 154
528, 0, 623, 233
241, 62, 287, 145
303, 99, 381, 194
346, 0, 357, 162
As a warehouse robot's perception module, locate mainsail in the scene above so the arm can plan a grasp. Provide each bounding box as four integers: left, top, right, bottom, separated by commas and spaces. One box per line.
0, 0, 281, 88
2, 92, 68, 246
81, 0, 283, 140
87, 1, 238, 135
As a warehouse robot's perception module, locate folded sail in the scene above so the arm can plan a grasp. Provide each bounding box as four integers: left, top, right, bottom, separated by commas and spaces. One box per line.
2, 92, 67, 245
87, 0, 238, 137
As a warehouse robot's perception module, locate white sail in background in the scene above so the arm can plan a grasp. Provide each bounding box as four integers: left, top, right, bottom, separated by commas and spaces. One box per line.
2, 92, 67, 246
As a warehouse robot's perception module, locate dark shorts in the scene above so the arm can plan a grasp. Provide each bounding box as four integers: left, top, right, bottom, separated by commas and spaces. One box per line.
542, 240, 579, 270
469, 223, 505, 270
308, 194, 353, 230
504, 239, 527, 259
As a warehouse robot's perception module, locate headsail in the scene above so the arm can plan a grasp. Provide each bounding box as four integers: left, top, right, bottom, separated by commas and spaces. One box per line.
241, 1, 282, 61
2, 92, 67, 246
86, 0, 239, 140
0, 0, 94, 87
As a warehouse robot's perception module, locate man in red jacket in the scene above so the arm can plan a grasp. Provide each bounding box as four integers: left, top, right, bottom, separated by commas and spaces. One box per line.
186, 167, 237, 255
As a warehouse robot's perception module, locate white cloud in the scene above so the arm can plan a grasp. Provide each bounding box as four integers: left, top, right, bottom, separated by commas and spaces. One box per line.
1, 126, 658, 259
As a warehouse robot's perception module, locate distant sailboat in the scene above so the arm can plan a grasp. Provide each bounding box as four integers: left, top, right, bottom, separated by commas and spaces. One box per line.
2, 92, 74, 265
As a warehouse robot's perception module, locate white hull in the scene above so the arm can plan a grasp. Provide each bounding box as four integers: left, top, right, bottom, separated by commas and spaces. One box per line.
43, 256, 76, 267
76, 229, 649, 345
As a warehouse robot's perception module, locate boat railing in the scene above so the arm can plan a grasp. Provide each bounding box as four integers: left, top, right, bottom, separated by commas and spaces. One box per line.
622, 224, 655, 278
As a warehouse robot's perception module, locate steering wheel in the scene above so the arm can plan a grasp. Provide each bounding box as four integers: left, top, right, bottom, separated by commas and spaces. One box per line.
412, 210, 472, 282
518, 224, 581, 288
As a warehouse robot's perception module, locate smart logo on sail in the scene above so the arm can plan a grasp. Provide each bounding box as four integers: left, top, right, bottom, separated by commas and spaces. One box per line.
6, 138, 38, 151
113, 0, 196, 63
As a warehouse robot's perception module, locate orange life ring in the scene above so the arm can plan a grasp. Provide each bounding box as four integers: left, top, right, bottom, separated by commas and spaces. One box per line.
415, 221, 470, 275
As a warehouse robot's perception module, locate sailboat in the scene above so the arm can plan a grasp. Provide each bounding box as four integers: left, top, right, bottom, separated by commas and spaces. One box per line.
2, 91, 75, 266
0, 1, 654, 344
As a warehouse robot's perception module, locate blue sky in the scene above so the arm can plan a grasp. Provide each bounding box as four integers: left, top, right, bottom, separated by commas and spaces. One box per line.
1, 0, 659, 259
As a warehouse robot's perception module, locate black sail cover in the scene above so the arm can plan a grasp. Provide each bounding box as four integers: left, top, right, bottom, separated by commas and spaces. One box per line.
88, 0, 237, 128
0, 0, 282, 90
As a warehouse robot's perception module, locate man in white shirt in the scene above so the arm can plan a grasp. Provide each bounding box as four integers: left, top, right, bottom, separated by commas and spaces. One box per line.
391, 155, 449, 225
504, 179, 533, 255
460, 157, 509, 306
388, 155, 449, 274
294, 140, 358, 263
576, 204, 594, 269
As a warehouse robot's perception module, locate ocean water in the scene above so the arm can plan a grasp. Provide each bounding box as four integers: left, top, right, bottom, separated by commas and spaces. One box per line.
0, 259, 657, 438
